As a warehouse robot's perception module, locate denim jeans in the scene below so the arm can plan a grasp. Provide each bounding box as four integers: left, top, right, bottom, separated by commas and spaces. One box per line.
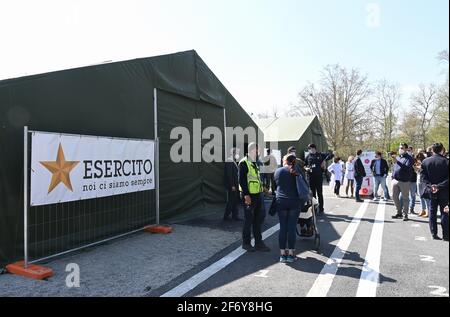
418, 182, 431, 211
409, 182, 417, 211
277, 198, 301, 250
373, 176, 389, 199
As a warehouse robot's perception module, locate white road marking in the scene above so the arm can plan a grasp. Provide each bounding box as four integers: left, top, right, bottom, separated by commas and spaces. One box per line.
254, 270, 269, 278
411, 224, 420, 228
356, 201, 386, 297
429, 286, 449, 297
306, 201, 370, 297
415, 236, 427, 241
161, 224, 280, 297
419, 255, 435, 262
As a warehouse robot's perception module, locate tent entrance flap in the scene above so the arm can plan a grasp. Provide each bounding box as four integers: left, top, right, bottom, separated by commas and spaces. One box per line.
157, 90, 226, 219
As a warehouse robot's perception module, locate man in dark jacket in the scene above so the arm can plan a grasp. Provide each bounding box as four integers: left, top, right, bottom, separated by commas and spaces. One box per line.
354, 149, 366, 203
420, 143, 449, 241
304, 144, 334, 214
391, 143, 414, 221
224, 148, 241, 221
370, 151, 390, 201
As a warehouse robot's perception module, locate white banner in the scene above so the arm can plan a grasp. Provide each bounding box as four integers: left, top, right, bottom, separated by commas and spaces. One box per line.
30, 132, 155, 206
359, 151, 375, 196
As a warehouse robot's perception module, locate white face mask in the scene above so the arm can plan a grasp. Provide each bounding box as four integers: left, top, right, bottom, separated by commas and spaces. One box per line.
399, 149, 405, 155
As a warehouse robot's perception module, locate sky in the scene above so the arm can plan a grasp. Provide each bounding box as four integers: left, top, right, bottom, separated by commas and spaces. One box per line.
0, 0, 448, 115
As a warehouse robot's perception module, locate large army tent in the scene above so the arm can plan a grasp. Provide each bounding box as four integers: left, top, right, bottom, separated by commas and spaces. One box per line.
0, 50, 262, 268
255, 116, 328, 159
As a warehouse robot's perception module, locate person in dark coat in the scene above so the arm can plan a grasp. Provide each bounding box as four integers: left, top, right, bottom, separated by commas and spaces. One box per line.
304, 144, 334, 214
420, 143, 449, 241
224, 148, 241, 221
354, 149, 366, 203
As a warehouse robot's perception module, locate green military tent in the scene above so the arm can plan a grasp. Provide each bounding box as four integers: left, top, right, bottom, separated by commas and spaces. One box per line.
0, 50, 262, 268
255, 116, 328, 160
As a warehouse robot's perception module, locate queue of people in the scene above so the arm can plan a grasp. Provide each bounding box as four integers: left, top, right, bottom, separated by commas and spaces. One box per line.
223, 140, 449, 263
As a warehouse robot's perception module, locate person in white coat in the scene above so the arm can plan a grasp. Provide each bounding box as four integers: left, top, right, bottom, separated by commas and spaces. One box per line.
328, 157, 343, 197
344, 156, 355, 198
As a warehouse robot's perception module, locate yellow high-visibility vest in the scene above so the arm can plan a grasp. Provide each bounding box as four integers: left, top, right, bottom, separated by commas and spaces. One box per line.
239, 157, 262, 194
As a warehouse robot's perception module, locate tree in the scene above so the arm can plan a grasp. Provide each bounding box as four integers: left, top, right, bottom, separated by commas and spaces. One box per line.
428, 49, 450, 148
372, 79, 400, 152
410, 84, 437, 149
292, 64, 372, 152
398, 112, 422, 148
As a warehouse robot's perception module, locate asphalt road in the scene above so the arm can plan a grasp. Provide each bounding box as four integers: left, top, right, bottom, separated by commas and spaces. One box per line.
157, 191, 449, 297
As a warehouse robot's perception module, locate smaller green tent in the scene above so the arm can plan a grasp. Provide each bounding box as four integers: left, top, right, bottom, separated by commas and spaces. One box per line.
255, 116, 328, 160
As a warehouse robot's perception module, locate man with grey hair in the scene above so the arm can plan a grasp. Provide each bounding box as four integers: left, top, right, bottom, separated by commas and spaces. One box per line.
238, 142, 270, 252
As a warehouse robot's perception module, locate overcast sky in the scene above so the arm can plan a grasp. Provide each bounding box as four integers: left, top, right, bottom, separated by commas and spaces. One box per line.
1, 0, 448, 115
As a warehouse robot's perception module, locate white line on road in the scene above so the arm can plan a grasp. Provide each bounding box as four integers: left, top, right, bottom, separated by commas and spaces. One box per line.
254, 270, 269, 278
306, 201, 370, 297
415, 236, 427, 241
411, 224, 420, 228
356, 201, 386, 297
419, 255, 435, 262
161, 224, 280, 297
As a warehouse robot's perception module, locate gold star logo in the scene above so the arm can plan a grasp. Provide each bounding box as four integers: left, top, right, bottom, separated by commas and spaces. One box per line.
40, 143, 80, 194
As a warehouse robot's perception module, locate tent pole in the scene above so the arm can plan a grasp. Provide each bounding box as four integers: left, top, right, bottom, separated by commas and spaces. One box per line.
153, 88, 160, 225
23, 126, 29, 268
223, 108, 227, 162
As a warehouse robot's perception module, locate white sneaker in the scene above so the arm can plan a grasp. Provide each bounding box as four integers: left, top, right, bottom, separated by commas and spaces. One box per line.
373, 197, 379, 201
382, 197, 388, 201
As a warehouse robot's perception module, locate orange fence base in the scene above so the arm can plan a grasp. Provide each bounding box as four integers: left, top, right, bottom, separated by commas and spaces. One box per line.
144, 225, 173, 234
6, 261, 53, 280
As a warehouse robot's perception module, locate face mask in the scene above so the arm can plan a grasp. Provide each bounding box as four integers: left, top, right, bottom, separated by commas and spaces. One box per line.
399, 149, 405, 155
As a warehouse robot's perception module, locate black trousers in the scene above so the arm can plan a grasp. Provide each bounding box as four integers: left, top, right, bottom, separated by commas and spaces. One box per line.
334, 180, 341, 195
309, 176, 324, 212
224, 189, 240, 219
429, 197, 449, 238
242, 193, 264, 245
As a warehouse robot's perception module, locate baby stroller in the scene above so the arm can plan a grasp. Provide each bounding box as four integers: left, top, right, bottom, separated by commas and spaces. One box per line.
297, 196, 321, 251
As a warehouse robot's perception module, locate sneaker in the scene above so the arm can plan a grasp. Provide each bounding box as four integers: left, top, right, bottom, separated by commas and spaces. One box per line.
286, 255, 296, 263
403, 215, 409, 221
382, 197, 388, 202
242, 244, 255, 252
410, 209, 416, 215
279, 255, 287, 263
421, 212, 429, 218
392, 214, 402, 219
418, 211, 426, 217
432, 235, 442, 240
356, 199, 364, 203
443, 236, 449, 242
372, 197, 379, 201
255, 243, 271, 252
